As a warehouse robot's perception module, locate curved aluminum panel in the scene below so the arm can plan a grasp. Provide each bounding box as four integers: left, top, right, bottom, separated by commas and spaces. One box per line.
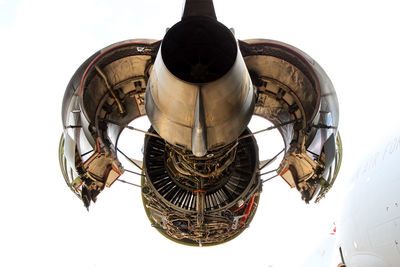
145, 46, 255, 154
240, 39, 340, 202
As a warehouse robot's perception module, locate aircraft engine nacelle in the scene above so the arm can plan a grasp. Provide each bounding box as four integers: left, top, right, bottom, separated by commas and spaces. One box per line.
58, 0, 341, 246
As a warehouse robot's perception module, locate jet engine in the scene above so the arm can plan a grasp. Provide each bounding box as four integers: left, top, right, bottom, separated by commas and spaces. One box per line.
59, 0, 342, 246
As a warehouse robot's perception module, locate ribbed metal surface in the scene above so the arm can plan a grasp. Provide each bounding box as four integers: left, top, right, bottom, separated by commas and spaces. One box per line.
144, 129, 257, 211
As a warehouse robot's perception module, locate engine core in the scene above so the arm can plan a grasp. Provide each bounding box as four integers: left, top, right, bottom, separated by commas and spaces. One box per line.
142, 128, 261, 246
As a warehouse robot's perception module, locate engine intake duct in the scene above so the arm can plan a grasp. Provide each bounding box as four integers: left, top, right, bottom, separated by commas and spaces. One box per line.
162, 17, 236, 83
145, 17, 255, 156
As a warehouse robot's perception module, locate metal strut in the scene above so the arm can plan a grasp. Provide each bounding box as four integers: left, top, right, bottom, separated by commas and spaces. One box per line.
95, 65, 125, 115
238, 119, 299, 140
117, 148, 143, 171
101, 118, 162, 139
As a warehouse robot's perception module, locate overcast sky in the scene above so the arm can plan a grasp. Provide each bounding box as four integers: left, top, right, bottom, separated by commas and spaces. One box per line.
1, 0, 400, 266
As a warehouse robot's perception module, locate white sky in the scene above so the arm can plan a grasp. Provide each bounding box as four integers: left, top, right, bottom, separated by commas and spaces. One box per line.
1, 0, 400, 266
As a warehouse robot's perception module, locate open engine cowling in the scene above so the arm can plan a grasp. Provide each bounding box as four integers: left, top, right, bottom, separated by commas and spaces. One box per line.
59, 0, 341, 246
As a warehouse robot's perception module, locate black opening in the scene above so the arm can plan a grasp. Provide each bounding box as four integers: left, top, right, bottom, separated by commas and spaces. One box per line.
161, 16, 237, 83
